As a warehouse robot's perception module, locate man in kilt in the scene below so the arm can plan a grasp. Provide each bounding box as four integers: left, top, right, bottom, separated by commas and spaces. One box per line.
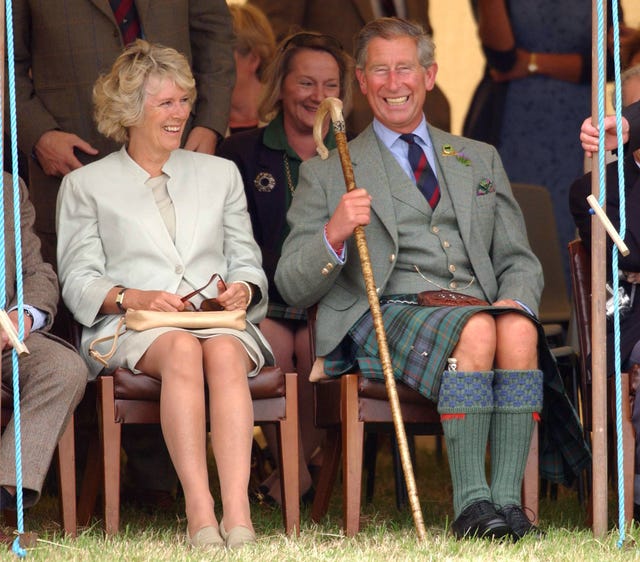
276, 17, 589, 540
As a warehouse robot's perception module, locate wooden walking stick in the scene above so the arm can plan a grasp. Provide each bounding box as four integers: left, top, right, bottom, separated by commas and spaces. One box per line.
314, 97, 426, 540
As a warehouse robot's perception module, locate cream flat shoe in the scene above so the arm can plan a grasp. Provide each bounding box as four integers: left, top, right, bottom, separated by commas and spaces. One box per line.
219, 521, 256, 549
187, 525, 225, 548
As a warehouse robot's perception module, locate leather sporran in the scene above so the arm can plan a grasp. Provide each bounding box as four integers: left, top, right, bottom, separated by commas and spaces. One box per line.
417, 290, 488, 307
89, 309, 246, 366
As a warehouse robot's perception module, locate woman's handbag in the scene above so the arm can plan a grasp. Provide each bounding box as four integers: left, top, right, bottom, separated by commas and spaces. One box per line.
88, 309, 246, 367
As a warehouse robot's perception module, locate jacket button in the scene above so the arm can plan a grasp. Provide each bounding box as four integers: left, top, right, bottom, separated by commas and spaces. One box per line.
449, 281, 458, 289
449, 264, 456, 273
321, 267, 329, 276
432, 226, 439, 234
389, 253, 396, 262
443, 240, 450, 248
175, 265, 184, 274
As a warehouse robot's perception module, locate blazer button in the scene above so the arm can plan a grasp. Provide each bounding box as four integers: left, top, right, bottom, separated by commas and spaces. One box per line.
389, 253, 396, 262
175, 265, 184, 274
431, 226, 439, 234
442, 240, 450, 248
321, 267, 329, 276
449, 281, 458, 289
449, 264, 456, 273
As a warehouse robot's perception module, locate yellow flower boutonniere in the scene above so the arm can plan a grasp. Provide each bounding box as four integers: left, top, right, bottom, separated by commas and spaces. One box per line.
442, 144, 471, 166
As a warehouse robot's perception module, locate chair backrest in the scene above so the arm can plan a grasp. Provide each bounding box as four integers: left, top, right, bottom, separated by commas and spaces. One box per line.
567, 239, 592, 428
511, 183, 571, 326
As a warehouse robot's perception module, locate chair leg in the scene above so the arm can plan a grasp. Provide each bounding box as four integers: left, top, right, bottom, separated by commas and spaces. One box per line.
278, 372, 300, 536
522, 423, 539, 525
341, 374, 364, 537
310, 428, 341, 523
363, 432, 378, 504
56, 415, 77, 537
77, 436, 101, 527
97, 376, 122, 535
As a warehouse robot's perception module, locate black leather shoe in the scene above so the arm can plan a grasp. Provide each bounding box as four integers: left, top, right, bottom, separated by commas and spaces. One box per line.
498, 504, 545, 540
451, 500, 512, 539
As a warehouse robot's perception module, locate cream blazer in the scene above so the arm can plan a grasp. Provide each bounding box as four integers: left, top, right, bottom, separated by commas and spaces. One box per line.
57, 147, 272, 376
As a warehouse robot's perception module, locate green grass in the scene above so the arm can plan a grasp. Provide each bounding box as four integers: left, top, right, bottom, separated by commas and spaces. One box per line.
2, 437, 639, 561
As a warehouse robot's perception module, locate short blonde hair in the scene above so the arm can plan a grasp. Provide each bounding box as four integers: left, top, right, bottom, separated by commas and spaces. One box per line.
258, 32, 354, 123
229, 3, 276, 81
93, 40, 197, 143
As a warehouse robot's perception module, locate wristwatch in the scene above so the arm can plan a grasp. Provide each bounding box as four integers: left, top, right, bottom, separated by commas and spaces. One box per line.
23, 308, 34, 326
527, 52, 539, 75
115, 287, 127, 313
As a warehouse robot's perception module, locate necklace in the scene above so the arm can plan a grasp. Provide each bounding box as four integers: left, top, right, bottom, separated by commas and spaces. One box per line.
413, 264, 475, 291
282, 152, 296, 195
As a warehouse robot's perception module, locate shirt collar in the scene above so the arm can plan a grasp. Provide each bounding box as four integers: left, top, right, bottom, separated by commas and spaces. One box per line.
372, 115, 433, 152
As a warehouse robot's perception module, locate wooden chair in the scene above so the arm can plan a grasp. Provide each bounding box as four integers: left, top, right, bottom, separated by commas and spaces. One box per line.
512, 183, 572, 344
568, 238, 634, 521
308, 313, 539, 536
78, 366, 300, 536
1, 382, 77, 536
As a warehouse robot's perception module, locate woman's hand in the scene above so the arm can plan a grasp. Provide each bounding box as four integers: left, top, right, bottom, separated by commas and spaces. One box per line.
124, 289, 186, 312
215, 280, 252, 311
490, 48, 529, 82
100, 287, 186, 314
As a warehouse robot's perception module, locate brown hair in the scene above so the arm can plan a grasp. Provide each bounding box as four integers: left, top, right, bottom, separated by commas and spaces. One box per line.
258, 31, 354, 123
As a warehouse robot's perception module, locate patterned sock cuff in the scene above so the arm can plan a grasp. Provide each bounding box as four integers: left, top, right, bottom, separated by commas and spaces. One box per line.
437, 370, 494, 414
493, 369, 543, 412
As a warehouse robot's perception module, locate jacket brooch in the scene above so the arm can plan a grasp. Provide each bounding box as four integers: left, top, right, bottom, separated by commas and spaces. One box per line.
254, 172, 276, 192
442, 144, 471, 166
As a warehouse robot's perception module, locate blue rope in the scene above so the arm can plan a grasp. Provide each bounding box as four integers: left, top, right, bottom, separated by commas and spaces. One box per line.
608, 0, 626, 548
596, 0, 626, 548
4, 0, 27, 556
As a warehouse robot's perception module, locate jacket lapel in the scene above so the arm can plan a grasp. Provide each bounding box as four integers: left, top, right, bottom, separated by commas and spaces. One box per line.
90, 0, 117, 25
135, 0, 151, 23
349, 126, 398, 244
429, 126, 475, 245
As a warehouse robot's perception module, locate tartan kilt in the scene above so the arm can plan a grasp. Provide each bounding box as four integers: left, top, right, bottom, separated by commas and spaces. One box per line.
324, 296, 527, 401
324, 295, 591, 486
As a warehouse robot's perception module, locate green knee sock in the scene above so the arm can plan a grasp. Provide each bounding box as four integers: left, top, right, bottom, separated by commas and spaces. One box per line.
437, 370, 494, 517
489, 369, 543, 508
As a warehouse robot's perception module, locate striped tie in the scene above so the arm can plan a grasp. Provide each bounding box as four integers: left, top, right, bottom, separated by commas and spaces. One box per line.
110, 0, 141, 46
400, 133, 440, 209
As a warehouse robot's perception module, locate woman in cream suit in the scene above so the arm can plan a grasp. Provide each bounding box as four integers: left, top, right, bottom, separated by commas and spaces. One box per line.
57, 41, 272, 550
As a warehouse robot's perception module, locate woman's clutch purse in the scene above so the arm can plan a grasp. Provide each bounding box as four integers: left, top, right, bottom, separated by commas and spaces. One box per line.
89, 309, 246, 367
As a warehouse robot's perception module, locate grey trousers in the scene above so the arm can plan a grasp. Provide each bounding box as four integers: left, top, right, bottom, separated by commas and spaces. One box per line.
0, 332, 87, 507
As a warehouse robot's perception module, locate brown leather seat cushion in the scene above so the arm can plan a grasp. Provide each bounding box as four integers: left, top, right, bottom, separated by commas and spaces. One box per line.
111, 365, 285, 401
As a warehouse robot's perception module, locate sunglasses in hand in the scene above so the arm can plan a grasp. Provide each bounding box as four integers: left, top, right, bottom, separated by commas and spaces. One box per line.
180, 273, 227, 312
